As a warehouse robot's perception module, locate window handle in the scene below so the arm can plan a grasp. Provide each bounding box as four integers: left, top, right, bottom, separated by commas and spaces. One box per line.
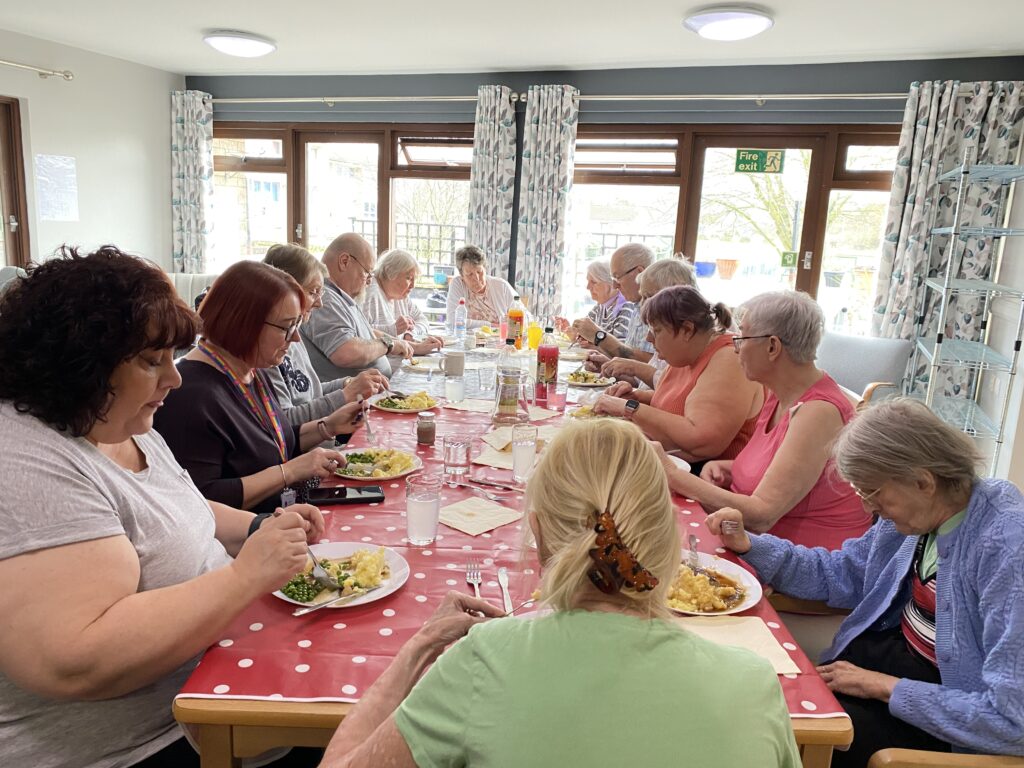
802, 250, 812, 270
7, 215, 17, 233
295, 222, 303, 240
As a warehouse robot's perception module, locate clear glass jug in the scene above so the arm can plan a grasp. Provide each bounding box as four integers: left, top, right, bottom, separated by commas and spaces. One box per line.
491, 365, 535, 425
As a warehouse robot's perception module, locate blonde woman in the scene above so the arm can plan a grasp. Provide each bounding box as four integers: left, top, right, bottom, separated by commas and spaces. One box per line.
361, 248, 443, 354
317, 421, 800, 768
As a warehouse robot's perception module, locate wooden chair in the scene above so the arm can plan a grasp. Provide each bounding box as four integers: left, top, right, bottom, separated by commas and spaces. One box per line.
869, 749, 1024, 767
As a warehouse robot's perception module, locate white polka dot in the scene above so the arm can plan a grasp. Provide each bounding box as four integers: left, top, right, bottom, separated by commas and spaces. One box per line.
321, 508, 331, 514
767, 621, 781, 629
341, 525, 352, 532
801, 700, 818, 712
249, 622, 264, 631
369, 502, 380, 507
386, 526, 397, 532
422, 550, 433, 556
681, 509, 692, 515
319, 538, 330, 544
361, 536, 372, 542
218, 639, 234, 647
445, 579, 457, 585
390, 483, 400, 488
354, 514, 365, 520
783, 673, 798, 679
352, 656, 367, 664
414, 572, 426, 579
482, 533, 492, 538
379, 628, 393, 636
524, 568, 535, 575
333, 623, 347, 630
435, 534, 444, 540
497, 544, 509, 550
685, 498, 696, 503
341, 684, 358, 695
515, 525, 522, 530
483, 558, 494, 565
401, 537, 409, 543
446, 563, 458, 569
414, 595, 428, 603
213, 684, 231, 694
715, 547, 727, 554
295, 664, 310, 673
689, 522, 700, 528
237, 658, 254, 668
297, 639, 312, 648
487, 580, 498, 587
462, 545, 472, 550
382, 608, 396, 617
783, 642, 798, 651
440, 495, 449, 501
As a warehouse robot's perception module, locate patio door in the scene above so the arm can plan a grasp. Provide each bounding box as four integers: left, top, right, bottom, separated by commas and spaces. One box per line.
684, 134, 827, 307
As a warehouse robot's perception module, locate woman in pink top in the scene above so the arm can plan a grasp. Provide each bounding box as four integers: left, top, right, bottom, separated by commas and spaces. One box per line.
655, 290, 871, 550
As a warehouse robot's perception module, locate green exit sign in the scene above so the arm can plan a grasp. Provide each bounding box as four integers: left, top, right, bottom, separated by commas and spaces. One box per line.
736, 149, 785, 174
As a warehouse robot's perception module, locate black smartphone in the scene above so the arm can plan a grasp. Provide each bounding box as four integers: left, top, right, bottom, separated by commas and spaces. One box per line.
306, 485, 386, 505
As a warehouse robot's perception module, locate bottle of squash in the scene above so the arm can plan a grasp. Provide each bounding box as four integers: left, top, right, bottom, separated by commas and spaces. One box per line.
507, 295, 526, 350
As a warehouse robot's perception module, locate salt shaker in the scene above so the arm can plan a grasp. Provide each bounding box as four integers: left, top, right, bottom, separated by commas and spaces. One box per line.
416, 412, 436, 445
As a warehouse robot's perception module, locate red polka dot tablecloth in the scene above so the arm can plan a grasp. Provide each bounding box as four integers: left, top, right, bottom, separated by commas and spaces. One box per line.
176, 406, 847, 720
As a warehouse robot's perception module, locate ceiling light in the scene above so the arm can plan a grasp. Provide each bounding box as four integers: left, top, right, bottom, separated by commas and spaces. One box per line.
203, 30, 276, 58
683, 6, 774, 41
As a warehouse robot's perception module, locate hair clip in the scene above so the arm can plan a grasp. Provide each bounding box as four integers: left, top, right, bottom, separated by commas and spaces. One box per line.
587, 510, 659, 594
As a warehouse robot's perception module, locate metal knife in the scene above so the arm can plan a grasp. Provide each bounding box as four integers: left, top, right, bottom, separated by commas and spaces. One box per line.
496, 567, 514, 614
292, 584, 384, 617
469, 477, 519, 491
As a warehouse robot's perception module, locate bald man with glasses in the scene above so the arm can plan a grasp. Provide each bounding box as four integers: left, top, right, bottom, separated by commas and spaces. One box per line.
300, 233, 414, 381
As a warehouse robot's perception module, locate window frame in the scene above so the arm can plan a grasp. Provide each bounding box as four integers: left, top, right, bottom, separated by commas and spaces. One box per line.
0, 97, 31, 267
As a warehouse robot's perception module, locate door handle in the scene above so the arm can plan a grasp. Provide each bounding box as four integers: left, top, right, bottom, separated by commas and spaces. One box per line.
802, 251, 812, 270
295, 223, 303, 240
7, 215, 17, 233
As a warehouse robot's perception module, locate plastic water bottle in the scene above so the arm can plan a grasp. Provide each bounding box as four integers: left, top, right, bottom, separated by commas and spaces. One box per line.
453, 298, 468, 341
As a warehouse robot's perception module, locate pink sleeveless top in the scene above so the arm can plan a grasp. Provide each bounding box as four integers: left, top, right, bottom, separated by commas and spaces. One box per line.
729, 374, 871, 550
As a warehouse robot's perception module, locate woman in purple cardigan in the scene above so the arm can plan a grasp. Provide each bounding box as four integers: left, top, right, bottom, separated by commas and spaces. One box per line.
708, 398, 1024, 766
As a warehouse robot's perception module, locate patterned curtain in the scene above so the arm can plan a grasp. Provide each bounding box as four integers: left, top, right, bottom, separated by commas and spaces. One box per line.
872, 81, 1024, 394
171, 90, 214, 273
514, 84, 579, 321
467, 85, 517, 280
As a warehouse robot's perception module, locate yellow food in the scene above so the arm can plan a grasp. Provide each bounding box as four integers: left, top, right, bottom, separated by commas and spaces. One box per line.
289, 547, 391, 604
567, 370, 611, 385
477, 325, 496, 336
337, 448, 417, 478
377, 390, 437, 410
570, 405, 601, 419
667, 563, 745, 613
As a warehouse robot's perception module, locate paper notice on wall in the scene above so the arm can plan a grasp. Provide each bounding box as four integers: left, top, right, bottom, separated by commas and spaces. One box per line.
35, 154, 79, 222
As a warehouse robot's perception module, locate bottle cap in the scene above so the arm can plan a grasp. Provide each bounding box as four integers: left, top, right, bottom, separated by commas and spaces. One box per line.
505, 338, 515, 345
544, 327, 553, 332
458, 298, 465, 304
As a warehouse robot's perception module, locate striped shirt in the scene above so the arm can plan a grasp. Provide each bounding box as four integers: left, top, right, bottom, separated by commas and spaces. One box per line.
902, 536, 938, 665
623, 302, 655, 354
587, 295, 634, 342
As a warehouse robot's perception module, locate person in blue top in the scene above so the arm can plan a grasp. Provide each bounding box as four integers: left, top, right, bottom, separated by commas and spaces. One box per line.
708, 398, 1024, 767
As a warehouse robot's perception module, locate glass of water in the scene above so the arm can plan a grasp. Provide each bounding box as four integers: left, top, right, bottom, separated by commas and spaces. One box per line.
443, 433, 472, 477
444, 375, 465, 403
511, 425, 538, 485
406, 474, 443, 546
477, 363, 496, 393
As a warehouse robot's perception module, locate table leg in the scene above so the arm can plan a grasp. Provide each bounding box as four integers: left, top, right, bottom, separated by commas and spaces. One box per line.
198, 723, 240, 768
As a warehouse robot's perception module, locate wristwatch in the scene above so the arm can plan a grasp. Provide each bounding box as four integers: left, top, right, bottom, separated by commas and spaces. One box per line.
381, 336, 395, 355
594, 330, 608, 345
623, 399, 640, 420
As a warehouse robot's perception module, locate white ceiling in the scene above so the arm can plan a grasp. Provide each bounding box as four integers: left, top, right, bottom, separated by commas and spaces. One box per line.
2, 0, 1023, 77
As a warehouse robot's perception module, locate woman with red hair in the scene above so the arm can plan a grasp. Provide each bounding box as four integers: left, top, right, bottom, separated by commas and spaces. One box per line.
156, 261, 360, 515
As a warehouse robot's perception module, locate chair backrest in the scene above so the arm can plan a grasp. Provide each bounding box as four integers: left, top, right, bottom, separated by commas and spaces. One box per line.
168, 272, 219, 309
816, 331, 913, 399
0, 265, 26, 295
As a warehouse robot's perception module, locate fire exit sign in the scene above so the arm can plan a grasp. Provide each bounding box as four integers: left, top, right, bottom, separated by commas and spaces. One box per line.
736, 149, 785, 174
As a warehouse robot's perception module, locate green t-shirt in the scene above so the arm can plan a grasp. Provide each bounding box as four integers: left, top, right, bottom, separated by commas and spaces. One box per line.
919, 508, 967, 580
394, 610, 801, 768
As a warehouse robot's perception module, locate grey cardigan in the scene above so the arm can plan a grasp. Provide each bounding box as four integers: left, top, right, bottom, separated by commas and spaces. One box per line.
264, 340, 348, 425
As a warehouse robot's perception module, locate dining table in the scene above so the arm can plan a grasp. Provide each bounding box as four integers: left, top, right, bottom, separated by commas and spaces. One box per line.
173, 345, 854, 767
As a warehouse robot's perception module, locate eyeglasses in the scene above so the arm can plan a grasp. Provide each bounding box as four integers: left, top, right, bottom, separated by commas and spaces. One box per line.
732, 334, 782, 351
851, 484, 882, 510
611, 264, 640, 285
348, 253, 374, 285
264, 318, 302, 338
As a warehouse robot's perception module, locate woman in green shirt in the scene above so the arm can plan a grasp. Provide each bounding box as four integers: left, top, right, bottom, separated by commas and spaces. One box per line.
319, 420, 801, 768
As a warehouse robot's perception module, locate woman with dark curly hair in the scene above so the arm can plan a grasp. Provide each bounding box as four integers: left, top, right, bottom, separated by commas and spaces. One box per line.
155, 261, 359, 515
0, 246, 325, 768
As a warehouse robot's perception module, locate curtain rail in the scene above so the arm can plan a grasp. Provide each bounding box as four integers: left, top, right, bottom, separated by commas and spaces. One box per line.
0, 58, 74, 81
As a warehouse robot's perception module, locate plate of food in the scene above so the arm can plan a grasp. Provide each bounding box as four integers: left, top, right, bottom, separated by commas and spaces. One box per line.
370, 391, 438, 412
274, 542, 410, 609
666, 551, 762, 616
569, 404, 609, 420
566, 370, 615, 388
334, 447, 422, 480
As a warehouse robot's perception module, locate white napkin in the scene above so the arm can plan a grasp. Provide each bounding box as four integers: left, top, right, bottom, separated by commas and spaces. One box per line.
673, 616, 801, 675
481, 425, 560, 452
442, 398, 493, 413
472, 446, 516, 470
439, 497, 523, 536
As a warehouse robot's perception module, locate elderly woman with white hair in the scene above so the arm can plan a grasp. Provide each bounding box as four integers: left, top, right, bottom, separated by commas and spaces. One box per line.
555, 259, 633, 340
315, 419, 800, 768
708, 399, 1024, 765
361, 248, 443, 355
655, 290, 871, 550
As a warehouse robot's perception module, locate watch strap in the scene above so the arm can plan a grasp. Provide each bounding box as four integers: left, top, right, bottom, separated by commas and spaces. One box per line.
623, 399, 640, 420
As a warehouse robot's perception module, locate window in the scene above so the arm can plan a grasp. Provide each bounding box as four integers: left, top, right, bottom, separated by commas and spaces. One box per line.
304, 140, 380, 254
392, 177, 470, 285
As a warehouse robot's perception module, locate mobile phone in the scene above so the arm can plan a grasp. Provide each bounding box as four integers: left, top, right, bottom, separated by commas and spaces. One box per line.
306, 485, 386, 505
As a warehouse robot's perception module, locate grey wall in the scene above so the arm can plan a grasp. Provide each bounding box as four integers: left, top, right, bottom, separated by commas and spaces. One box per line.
188, 56, 1024, 125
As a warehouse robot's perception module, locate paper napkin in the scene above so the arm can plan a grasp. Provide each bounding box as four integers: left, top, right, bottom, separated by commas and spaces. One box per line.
439, 497, 523, 536
673, 616, 801, 675
472, 446, 516, 470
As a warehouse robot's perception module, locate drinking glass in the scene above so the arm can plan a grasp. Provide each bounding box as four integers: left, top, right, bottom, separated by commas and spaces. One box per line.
444, 375, 465, 403
546, 380, 569, 411
477, 363, 496, 392
406, 474, 443, 546
511, 425, 538, 485
443, 434, 473, 477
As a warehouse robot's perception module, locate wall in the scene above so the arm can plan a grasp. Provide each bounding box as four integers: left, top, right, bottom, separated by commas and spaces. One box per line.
0, 29, 183, 268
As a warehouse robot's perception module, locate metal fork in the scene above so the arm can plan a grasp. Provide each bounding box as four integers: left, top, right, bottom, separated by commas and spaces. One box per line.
306, 546, 341, 591
447, 481, 506, 502
720, 520, 741, 535
357, 395, 376, 444
465, 561, 482, 598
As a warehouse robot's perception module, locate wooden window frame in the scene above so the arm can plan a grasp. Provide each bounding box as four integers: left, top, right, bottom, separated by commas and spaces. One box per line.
0, 97, 31, 267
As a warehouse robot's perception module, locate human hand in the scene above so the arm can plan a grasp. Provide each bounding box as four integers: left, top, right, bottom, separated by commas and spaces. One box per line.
326, 401, 365, 436
554, 316, 570, 334
412, 591, 505, 657
816, 661, 899, 702
605, 380, 634, 398
700, 460, 733, 489
270, 503, 325, 543
571, 318, 600, 344
286, 447, 348, 482
395, 316, 415, 335
343, 369, 388, 402
390, 339, 415, 359
705, 508, 751, 554
232, 510, 309, 594
593, 394, 627, 417
584, 351, 609, 373
600, 358, 635, 381
412, 337, 443, 355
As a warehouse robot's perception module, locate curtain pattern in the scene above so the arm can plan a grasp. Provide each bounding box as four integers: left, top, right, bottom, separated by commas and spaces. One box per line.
171, 90, 214, 273
514, 84, 579, 321
467, 85, 517, 280
872, 81, 1024, 395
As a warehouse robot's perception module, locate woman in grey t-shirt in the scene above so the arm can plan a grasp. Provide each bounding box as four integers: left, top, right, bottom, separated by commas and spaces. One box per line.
0, 247, 325, 768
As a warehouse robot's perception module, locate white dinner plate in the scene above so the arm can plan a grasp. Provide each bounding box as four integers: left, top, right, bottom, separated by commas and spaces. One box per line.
368, 392, 439, 414
667, 551, 763, 616
559, 348, 589, 362
333, 447, 423, 481
566, 376, 615, 388
273, 542, 410, 609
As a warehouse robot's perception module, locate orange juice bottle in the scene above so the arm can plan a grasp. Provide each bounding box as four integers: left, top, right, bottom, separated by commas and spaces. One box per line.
507, 295, 526, 350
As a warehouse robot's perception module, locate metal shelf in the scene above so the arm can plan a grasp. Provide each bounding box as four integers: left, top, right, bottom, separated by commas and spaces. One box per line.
937, 164, 1024, 184
923, 277, 1024, 298
931, 226, 1024, 238
915, 337, 1012, 372
908, 393, 1000, 440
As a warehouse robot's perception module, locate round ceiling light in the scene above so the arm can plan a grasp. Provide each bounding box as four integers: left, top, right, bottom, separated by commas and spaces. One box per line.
683, 6, 774, 41
203, 30, 277, 58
